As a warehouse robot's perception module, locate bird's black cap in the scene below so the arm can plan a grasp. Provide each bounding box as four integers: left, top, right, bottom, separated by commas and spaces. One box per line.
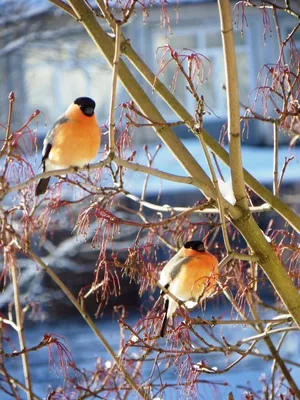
74, 97, 96, 116
74, 97, 96, 109
184, 240, 205, 252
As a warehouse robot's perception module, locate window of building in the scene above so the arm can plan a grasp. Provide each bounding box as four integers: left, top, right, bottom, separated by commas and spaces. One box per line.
151, 24, 252, 121
24, 35, 114, 132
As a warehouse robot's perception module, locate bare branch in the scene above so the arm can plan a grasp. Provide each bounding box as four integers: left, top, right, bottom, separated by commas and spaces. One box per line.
273, 122, 279, 196
0, 369, 41, 400
217, 0, 247, 209
11, 251, 33, 400
7, 155, 198, 195
196, 124, 232, 253
108, 23, 121, 154
278, 156, 295, 191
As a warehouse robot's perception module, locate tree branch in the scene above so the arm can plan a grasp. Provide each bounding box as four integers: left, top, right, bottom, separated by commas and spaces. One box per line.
217, 0, 247, 209
0, 369, 41, 400
11, 252, 33, 400
108, 23, 121, 154
273, 122, 279, 196
7, 155, 198, 195
122, 192, 271, 214
196, 127, 232, 253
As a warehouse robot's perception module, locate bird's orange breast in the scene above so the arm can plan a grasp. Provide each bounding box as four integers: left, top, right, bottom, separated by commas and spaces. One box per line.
49, 116, 101, 168
173, 252, 218, 301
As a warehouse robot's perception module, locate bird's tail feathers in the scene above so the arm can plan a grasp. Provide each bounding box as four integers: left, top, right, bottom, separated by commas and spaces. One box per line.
35, 177, 50, 196
159, 298, 169, 338
159, 297, 178, 337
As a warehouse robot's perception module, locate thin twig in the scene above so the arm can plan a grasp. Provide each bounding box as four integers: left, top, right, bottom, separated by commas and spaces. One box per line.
271, 328, 289, 398
217, 253, 234, 272
11, 257, 33, 400
49, 0, 77, 18
0, 92, 14, 158
194, 98, 232, 253
139, 145, 162, 213
113, 155, 200, 187
122, 191, 271, 214
0, 316, 19, 331
0, 368, 41, 400
192, 316, 293, 326
278, 156, 294, 191
199, 340, 257, 374
95, 0, 115, 29
108, 23, 121, 153
238, 326, 298, 344
0, 334, 60, 358
272, 7, 286, 65
197, 125, 232, 253
212, 152, 225, 181
245, 0, 299, 20
0, 318, 20, 399
273, 122, 279, 196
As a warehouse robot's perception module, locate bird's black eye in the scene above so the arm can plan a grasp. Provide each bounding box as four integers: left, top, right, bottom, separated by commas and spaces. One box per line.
184, 240, 205, 252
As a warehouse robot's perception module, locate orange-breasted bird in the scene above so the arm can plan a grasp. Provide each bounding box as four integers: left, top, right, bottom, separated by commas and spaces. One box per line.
35, 97, 101, 196
159, 240, 218, 337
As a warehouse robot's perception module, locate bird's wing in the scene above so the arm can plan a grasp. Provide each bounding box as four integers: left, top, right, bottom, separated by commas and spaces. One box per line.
41, 142, 52, 168
159, 256, 191, 288
42, 114, 69, 161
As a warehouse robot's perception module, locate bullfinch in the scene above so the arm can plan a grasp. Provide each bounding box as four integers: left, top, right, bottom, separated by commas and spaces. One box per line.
159, 240, 218, 337
35, 97, 101, 196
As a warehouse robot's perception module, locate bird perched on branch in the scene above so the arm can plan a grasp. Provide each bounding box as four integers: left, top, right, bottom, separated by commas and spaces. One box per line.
159, 240, 218, 337
35, 97, 101, 196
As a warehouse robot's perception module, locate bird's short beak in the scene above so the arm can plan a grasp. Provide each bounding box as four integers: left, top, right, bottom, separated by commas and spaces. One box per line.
83, 106, 94, 116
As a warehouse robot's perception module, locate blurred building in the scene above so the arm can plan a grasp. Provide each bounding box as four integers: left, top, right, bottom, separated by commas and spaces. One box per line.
0, 0, 299, 145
